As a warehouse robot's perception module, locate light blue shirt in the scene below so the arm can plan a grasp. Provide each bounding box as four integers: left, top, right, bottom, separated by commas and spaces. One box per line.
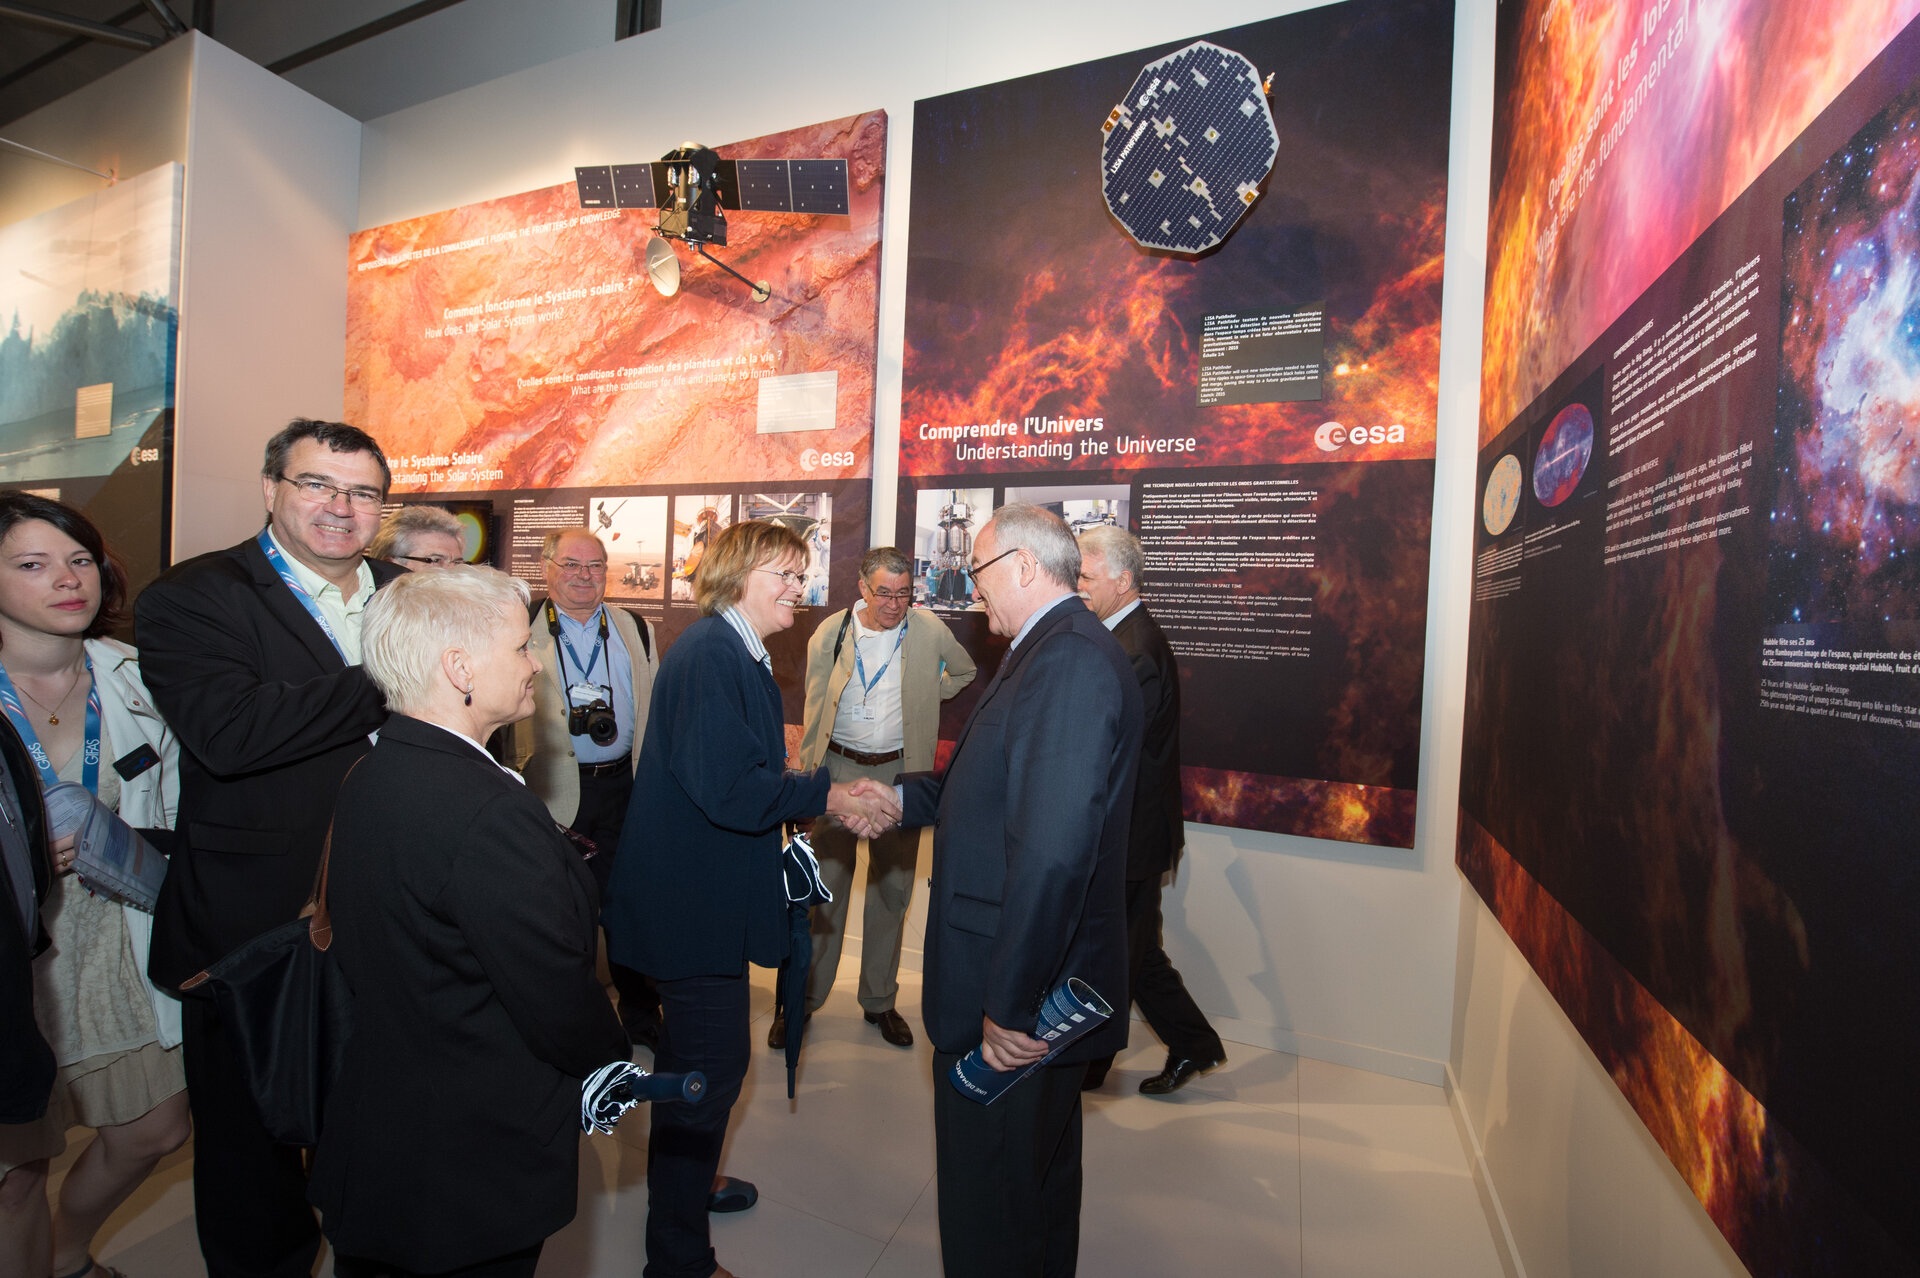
720, 607, 773, 674
552, 605, 635, 763
1101, 598, 1142, 632
1009, 592, 1078, 651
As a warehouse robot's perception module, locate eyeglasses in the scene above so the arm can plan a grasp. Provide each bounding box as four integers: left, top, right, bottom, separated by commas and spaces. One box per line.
276, 475, 384, 509
397, 554, 459, 567
864, 586, 913, 601
756, 568, 806, 588
547, 557, 608, 577
968, 546, 1021, 576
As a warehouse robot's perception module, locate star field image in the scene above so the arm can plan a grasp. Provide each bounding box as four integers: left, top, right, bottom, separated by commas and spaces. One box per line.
1772, 83, 1920, 627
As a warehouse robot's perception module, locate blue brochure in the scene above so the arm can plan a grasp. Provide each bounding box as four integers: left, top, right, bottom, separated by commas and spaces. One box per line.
949, 977, 1113, 1105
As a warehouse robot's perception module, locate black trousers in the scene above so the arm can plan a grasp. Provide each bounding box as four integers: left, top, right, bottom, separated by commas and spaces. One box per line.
931, 1051, 1086, 1278
181, 998, 320, 1278
1094, 872, 1225, 1074
333, 1242, 542, 1278
574, 765, 658, 1031
645, 972, 751, 1278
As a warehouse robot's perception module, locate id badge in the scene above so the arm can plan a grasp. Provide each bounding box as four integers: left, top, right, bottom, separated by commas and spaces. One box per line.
846, 703, 877, 723
568, 682, 604, 707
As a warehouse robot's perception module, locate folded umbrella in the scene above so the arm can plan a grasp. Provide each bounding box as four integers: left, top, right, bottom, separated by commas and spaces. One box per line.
581, 1060, 706, 1134
776, 827, 834, 1100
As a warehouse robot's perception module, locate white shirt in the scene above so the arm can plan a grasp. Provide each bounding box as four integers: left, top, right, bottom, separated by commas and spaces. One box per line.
831, 603, 906, 754
720, 606, 773, 673
1101, 598, 1142, 632
443, 723, 526, 783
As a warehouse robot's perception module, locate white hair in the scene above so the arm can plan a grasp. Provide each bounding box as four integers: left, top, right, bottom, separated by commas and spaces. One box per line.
361, 564, 530, 714
984, 503, 1080, 588
1076, 524, 1144, 588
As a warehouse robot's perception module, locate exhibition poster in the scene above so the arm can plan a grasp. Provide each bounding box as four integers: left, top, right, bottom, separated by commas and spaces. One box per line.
344, 111, 885, 717
1463, 1, 1920, 1270
0, 163, 181, 597
900, 0, 1453, 847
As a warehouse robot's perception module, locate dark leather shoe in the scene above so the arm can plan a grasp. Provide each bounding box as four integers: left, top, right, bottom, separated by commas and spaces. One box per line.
1138, 1052, 1225, 1096
1080, 1059, 1111, 1092
621, 1011, 661, 1053
864, 1007, 914, 1047
707, 1176, 758, 1212
767, 1006, 809, 1049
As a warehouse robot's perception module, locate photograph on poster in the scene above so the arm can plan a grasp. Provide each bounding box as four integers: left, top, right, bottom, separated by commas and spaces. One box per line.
0, 162, 181, 594
900, 0, 1452, 845
740, 491, 832, 604
590, 493, 668, 600
671, 495, 733, 603
1003, 483, 1129, 536
910, 487, 993, 610
1463, 2, 1920, 1270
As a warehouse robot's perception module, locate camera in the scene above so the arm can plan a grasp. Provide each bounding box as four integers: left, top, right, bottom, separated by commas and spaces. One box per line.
569, 699, 619, 746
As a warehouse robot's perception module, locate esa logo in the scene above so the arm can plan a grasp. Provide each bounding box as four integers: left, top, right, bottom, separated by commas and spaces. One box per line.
800, 448, 856, 471
1314, 421, 1405, 452
128, 447, 162, 466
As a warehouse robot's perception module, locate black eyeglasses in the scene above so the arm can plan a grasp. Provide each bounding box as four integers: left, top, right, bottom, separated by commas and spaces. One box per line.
276, 474, 384, 509
397, 554, 459, 567
864, 585, 913, 601
968, 546, 1021, 576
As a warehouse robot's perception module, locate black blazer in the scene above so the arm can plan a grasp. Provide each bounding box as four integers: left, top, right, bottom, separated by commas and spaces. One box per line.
0, 713, 54, 1124
309, 716, 626, 1272
900, 596, 1144, 1061
135, 536, 402, 988
1111, 604, 1184, 880
604, 614, 829, 980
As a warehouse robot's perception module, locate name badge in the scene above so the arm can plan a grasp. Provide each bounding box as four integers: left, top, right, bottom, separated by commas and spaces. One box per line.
846, 703, 877, 722
568, 682, 605, 707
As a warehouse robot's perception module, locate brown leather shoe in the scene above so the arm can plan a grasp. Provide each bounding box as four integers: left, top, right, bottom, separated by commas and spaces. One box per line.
864, 1007, 914, 1047
766, 1005, 809, 1049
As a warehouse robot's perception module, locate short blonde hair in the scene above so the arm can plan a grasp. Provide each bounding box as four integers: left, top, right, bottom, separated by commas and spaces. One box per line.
361, 564, 531, 714
369, 504, 465, 560
693, 520, 807, 616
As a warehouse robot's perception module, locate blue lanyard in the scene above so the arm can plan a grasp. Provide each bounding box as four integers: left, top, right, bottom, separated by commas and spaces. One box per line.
0, 658, 101, 794
257, 528, 352, 663
559, 608, 607, 685
852, 621, 906, 698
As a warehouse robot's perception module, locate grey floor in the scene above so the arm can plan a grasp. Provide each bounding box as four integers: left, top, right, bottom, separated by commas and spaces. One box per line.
54, 964, 1505, 1278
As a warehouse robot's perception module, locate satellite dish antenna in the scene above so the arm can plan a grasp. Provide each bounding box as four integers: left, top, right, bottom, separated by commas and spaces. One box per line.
646, 235, 681, 297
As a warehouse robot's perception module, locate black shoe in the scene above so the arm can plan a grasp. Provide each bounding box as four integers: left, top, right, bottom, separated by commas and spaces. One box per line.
863, 1008, 914, 1047
1080, 1059, 1111, 1092
767, 1005, 810, 1049
707, 1176, 758, 1213
620, 1010, 661, 1053
1138, 1052, 1225, 1096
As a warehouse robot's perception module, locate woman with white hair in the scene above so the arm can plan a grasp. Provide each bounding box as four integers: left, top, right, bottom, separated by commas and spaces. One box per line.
308, 565, 627, 1278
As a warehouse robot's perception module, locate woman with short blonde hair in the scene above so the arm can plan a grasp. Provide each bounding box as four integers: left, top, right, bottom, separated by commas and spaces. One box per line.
691, 519, 807, 616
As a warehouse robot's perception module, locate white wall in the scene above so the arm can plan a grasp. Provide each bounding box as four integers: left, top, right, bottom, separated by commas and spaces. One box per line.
171, 35, 363, 559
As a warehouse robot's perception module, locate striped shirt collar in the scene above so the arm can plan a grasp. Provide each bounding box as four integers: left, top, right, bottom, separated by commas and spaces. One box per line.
720, 607, 772, 672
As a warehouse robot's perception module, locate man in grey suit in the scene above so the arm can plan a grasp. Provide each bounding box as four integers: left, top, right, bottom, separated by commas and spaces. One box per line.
899, 504, 1143, 1277
1076, 525, 1226, 1096
773, 546, 976, 1050
509, 526, 660, 1045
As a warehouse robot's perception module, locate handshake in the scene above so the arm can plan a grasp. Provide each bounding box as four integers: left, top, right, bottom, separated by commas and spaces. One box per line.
825, 776, 904, 839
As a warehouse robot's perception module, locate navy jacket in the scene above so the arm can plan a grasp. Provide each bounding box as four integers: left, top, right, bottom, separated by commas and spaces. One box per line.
604, 614, 830, 980
1112, 603, 1185, 880
900, 596, 1144, 1061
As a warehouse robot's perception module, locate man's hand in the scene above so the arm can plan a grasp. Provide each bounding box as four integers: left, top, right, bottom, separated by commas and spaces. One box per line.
979, 1014, 1049, 1072
826, 777, 903, 838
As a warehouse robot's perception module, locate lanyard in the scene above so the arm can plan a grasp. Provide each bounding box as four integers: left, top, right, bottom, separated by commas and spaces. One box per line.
0, 658, 101, 794
559, 608, 607, 684
257, 528, 352, 663
852, 620, 906, 698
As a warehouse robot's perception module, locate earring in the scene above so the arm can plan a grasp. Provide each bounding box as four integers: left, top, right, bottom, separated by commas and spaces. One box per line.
464, 688, 473, 706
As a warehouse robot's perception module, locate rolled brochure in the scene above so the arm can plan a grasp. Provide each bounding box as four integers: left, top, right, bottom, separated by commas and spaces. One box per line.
949, 977, 1113, 1106
43, 781, 168, 913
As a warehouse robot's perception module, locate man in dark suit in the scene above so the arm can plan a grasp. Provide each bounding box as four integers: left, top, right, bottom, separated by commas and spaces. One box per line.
898, 504, 1143, 1277
1075, 526, 1227, 1097
138, 419, 402, 1278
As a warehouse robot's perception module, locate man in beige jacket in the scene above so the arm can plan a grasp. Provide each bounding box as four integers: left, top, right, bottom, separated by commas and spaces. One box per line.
769, 546, 976, 1049
510, 526, 660, 1045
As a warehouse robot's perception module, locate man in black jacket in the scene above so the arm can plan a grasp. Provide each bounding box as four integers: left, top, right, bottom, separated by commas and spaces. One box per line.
138, 419, 402, 1278
0, 713, 56, 1277
899, 504, 1143, 1277
1076, 525, 1226, 1096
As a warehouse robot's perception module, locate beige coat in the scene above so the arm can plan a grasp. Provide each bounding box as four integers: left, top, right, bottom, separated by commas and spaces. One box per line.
797, 605, 977, 774
510, 604, 658, 826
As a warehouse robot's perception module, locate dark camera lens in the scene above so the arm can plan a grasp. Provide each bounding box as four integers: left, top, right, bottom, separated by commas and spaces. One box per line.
587, 705, 618, 746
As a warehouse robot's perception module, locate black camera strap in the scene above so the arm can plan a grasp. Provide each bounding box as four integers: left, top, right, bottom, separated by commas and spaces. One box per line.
545, 600, 612, 700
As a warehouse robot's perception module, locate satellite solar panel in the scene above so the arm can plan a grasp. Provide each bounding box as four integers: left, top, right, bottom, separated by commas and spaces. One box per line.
736, 160, 794, 212
1100, 41, 1278, 254
612, 164, 657, 209
574, 166, 615, 209
791, 160, 850, 215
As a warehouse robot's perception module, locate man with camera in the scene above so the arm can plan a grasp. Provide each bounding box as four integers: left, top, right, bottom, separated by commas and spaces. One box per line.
511, 527, 660, 1047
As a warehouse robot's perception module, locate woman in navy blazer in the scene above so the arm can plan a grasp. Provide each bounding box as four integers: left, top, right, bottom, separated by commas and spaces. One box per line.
604, 521, 894, 1278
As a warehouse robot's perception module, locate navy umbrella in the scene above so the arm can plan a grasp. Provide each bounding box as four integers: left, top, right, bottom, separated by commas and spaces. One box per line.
776, 826, 833, 1099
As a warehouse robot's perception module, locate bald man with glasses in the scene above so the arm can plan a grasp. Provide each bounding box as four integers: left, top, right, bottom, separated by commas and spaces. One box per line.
510, 527, 661, 1048
773, 547, 976, 1050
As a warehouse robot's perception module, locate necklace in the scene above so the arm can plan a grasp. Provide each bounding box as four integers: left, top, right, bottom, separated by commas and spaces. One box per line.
15, 664, 82, 725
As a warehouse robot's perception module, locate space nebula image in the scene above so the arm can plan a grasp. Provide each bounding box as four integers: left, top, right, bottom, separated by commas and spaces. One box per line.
1772, 84, 1920, 628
